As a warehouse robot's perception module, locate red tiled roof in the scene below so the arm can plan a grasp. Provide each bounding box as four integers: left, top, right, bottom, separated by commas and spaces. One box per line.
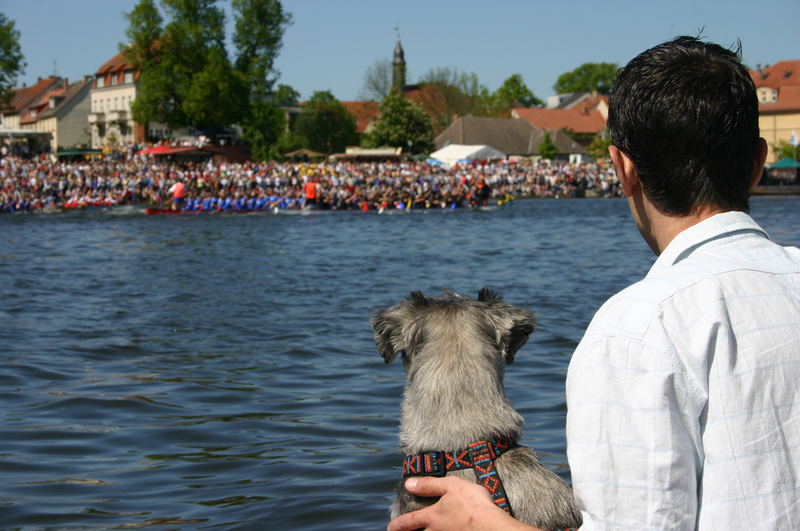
512, 107, 606, 134
4, 76, 62, 114
573, 94, 608, 112
340, 101, 379, 133
759, 84, 800, 113
750, 60, 800, 89
95, 51, 134, 76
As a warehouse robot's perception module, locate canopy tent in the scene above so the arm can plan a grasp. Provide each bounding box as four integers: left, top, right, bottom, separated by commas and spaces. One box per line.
138, 145, 198, 156
283, 148, 326, 159
429, 144, 506, 168
770, 157, 800, 169
0, 127, 49, 138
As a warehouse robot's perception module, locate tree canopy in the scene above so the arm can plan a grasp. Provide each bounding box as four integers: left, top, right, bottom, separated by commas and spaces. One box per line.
0, 13, 25, 110
493, 74, 542, 108
553, 62, 619, 95
124, 0, 292, 159
364, 90, 434, 154
773, 139, 800, 161
538, 132, 557, 160
294, 90, 358, 154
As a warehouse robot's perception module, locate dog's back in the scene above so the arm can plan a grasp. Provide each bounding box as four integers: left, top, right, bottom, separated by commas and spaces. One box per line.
372, 289, 582, 529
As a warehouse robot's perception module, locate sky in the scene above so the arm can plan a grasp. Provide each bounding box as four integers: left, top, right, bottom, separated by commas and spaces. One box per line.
4, 0, 800, 103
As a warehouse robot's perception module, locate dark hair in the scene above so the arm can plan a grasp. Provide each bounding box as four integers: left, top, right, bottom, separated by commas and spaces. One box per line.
608, 36, 760, 215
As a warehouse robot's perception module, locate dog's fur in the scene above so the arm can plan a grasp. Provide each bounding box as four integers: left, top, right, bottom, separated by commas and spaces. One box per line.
371, 288, 582, 529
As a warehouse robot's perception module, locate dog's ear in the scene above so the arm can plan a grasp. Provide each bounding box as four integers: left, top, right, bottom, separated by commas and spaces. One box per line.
371, 307, 404, 364
410, 290, 429, 306
501, 307, 536, 364
370, 292, 427, 365
478, 287, 500, 302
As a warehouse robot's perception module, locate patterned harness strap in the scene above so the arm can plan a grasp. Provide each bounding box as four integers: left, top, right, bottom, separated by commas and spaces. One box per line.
401, 437, 516, 515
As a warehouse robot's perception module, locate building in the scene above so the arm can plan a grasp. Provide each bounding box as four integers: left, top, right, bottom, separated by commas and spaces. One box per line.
88, 51, 148, 148
1, 76, 63, 130
511, 94, 607, 147
19, 77, 93, 152
339, 101, 379, 134
750, 60, 800, 163
436, 115, 587, 162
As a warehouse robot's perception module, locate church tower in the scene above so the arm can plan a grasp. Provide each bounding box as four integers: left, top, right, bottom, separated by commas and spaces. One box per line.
392, 37, 406, 93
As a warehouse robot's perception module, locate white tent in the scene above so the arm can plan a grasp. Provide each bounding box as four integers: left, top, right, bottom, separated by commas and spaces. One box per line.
429, 144, 506, 168
0, 126, 49, 138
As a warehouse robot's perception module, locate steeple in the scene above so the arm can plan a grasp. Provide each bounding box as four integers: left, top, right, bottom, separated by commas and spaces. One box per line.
392, 34, 406, 92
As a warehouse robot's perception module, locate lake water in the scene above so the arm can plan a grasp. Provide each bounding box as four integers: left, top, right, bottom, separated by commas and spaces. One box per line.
1, 197, 798, 530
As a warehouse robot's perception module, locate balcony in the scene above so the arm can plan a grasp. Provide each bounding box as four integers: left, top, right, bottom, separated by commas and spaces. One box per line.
107, 110, 128, 122
88, 112, 104, 124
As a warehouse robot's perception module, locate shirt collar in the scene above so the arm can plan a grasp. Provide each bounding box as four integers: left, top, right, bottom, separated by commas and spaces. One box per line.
647, 211, 769, 277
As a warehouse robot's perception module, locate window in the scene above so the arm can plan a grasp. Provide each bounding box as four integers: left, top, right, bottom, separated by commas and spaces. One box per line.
757, 87, 777, 104
97, 77, 105, 88
124, 71, 134, 84
110, 73, 118, 86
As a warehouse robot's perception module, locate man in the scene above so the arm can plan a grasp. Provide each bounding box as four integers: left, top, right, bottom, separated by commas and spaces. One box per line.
168, 178, 186, 211
388, 36, 800, 531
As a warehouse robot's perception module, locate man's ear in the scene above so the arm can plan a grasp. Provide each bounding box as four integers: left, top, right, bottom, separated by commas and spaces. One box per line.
609, 145, 640, 197
750, 137, 768, 191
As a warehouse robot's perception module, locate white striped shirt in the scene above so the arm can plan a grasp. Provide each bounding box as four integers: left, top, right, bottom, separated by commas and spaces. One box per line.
566, 211, 800, 530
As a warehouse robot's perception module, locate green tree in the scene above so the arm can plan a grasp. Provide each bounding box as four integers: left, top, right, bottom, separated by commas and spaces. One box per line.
773, 139, 800, 161
246, 100, 286, 160
0, 13, 25, 110
364, 89, 434, 154
493, 73, 543, 109
274, 83, 300, 106
538, 132, 558, 160
183, 46, 247, 128
123, 0, 162, 68
127, 0, 241, 129
587, 134, 612, 159
233, 0, 291, 94
124, 0, 172, 128
295, 90, 358, 154
553, 62, 619, 95
232, 0, 292, 158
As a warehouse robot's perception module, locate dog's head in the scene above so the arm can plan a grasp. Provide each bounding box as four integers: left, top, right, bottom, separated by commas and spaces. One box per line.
370, 287, 536, 367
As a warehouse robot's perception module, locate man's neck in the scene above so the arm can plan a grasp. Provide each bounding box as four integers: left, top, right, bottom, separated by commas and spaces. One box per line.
647, 201, 726, 255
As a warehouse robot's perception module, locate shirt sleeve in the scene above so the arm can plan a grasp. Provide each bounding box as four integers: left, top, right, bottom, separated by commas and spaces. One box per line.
566, 329, 705, 530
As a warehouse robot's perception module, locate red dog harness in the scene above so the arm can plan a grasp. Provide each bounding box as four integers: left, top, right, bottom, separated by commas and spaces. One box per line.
401, 437, 515, 514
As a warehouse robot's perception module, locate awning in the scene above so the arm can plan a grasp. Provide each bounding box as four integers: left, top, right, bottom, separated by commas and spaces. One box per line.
0, 127, 50, 138
57, 148, 103, 156
771, 157, 800, 169
138, 145, 197, 156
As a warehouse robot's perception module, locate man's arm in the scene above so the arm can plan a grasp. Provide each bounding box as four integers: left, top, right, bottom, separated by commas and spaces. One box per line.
387, 477, 543, 531
567, 329, 704, 528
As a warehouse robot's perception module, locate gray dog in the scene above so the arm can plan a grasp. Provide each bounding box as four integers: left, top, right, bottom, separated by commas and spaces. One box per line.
371, 288, 582, 530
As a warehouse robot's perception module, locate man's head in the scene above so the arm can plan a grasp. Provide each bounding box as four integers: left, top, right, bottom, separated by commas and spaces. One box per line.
608, 36, 763, 216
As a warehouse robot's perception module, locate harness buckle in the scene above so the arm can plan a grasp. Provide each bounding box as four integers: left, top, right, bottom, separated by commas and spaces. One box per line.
402, 450, 447, 478
425, 450, 447, 477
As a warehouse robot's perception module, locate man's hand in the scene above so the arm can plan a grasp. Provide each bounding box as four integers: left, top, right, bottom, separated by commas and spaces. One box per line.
387, 476, 539, 531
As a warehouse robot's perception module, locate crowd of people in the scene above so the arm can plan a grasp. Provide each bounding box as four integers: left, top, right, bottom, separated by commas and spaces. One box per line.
0, 151, 621, 214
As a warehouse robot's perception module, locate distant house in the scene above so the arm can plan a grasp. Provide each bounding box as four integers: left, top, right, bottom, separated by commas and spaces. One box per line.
19, 77, 93, 152
340, 101, 380, 134
1, 76, 63, 130
436, 116, 538, 156
89, 51, 148, 148
436, 115, 587, 161
750, 60, 800, 163
512, 105, 606, 140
